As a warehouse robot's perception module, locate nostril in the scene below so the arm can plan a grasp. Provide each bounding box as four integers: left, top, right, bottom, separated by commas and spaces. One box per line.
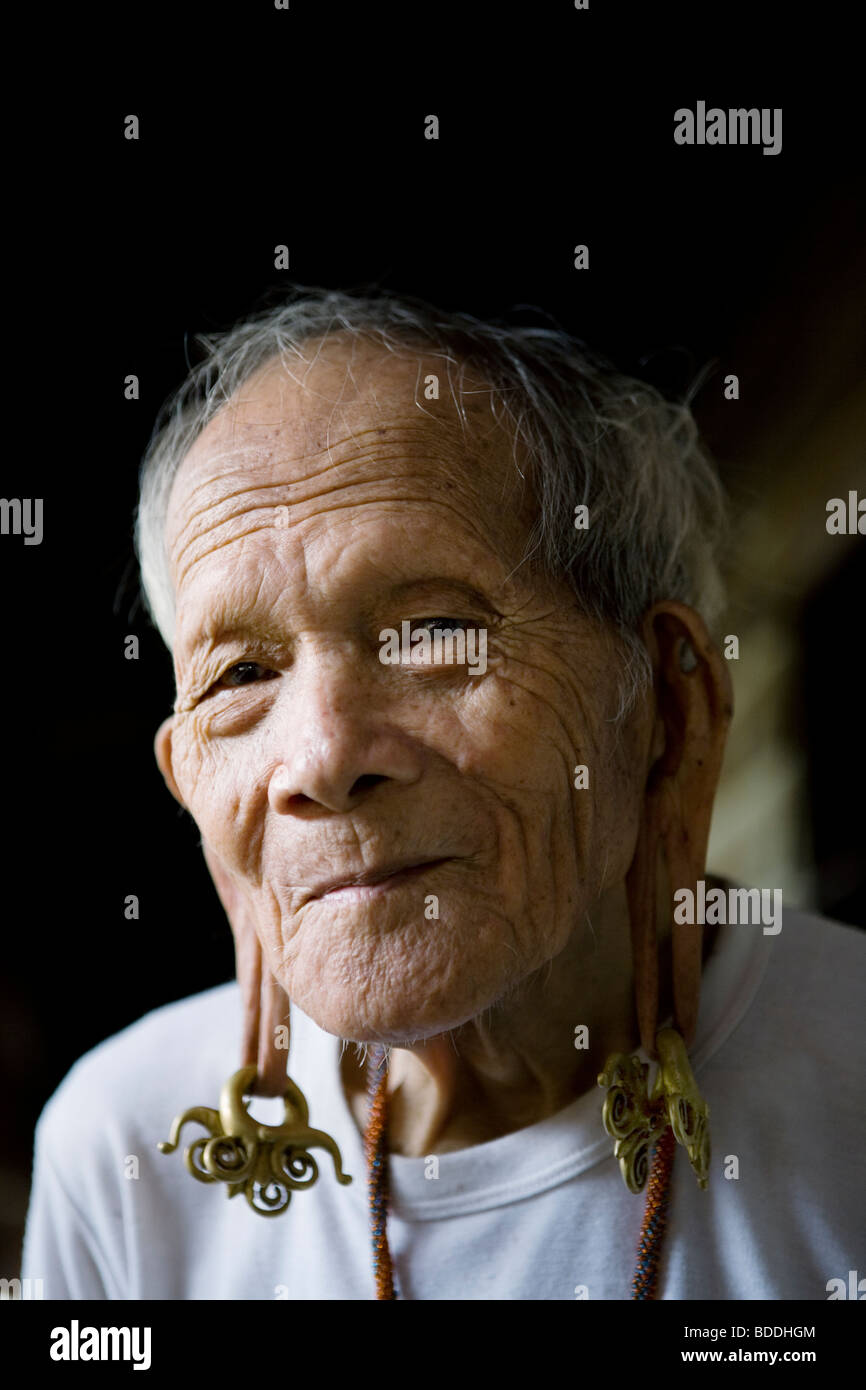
350, 774, 387, 796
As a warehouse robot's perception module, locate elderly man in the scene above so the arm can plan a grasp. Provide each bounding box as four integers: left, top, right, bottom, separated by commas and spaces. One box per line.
22, 288, 864, 1301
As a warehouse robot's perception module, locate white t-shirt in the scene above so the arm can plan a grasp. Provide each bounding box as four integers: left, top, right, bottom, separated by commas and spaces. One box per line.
20, 904, 866, 1300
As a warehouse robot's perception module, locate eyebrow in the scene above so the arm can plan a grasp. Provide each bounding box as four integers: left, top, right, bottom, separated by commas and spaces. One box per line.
385, 576, 498, 610
184, 574, 501, 654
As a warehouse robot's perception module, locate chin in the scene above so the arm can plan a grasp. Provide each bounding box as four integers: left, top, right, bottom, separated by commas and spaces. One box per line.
290, 985, 486, 1046
277, 899, 529, 1042
284, 957, 506, 1046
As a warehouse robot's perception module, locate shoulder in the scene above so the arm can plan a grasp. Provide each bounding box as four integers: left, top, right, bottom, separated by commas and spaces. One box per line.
764, 904, 865, 1019
695, 906, 865, 1291
707, 902, 866, 1110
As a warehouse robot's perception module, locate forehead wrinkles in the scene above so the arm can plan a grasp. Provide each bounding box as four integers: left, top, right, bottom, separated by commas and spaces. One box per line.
167, 411, 529, 595
171, 340, 516, 504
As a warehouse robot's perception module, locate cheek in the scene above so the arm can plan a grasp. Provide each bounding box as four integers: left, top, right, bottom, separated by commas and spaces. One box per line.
434, 675, 597, 941
458, 663, 646, 947
169, 720, 206, 805
586, 723, 648, 885
446, 668, 579, 793
170, 718, 265, 870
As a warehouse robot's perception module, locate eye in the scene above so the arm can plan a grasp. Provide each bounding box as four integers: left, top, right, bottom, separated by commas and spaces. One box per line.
399, 617, 487, 671
411, 617, 471, 634
216, 662, 278, 689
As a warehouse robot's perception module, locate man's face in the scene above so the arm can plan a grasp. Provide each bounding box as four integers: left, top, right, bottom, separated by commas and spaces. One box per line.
158, 336, 648, 1043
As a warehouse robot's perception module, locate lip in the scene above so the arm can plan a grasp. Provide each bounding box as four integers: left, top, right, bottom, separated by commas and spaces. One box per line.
310, 858, 450, 900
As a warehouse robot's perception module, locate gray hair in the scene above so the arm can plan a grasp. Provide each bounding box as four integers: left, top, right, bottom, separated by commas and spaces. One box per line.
134, 285, 729, 719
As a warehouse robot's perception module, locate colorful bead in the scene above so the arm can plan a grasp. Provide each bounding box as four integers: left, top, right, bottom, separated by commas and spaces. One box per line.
365, 1049, 676, 1301
631, 1124, 676, 1300
365, 1044, 397, 1299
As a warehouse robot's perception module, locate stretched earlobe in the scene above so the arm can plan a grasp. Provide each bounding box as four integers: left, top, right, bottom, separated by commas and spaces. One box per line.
234, 915, 292, 1098
626, 784, 666, 1058
606, 604, 731, 1200
158, 842, 352, 1216
628, 602, 734, 1054
202, 842, 290, 1097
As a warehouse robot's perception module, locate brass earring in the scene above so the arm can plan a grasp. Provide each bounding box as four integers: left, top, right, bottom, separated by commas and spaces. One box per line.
598, 1027, 709, 1193
157, 960, 352, 1215
157, 1058, 352, 1216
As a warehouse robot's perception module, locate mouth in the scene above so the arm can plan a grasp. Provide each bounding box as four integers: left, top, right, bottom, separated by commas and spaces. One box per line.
309, 858, 451, 901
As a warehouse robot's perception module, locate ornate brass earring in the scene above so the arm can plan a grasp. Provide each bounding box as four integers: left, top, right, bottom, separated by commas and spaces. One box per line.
598, 1028, 709, 1193
157, 1061, 352, 1216
158, 938, 352, 1215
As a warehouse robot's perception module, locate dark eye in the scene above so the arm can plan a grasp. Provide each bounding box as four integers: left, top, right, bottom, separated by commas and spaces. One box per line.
412, 617, 471, 634
218, 662, 277, 688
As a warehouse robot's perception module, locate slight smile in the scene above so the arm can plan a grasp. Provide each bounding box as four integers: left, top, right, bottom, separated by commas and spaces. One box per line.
315, 859, 451, 901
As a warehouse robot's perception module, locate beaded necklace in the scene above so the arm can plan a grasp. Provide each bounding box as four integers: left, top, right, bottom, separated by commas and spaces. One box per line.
365, 1043, 675, 1301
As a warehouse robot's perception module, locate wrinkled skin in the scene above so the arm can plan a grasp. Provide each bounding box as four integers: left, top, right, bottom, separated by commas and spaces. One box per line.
155, 335, 730, 1155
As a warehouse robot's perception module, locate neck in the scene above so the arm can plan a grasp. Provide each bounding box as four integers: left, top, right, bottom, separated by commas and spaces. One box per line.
341, 883, 681, 1156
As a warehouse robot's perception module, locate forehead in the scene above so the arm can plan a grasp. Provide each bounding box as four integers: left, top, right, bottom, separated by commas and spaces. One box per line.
164, 336, 539, 618
170, 334, 516, 507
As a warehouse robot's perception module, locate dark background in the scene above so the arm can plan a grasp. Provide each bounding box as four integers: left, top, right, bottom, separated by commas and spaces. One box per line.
2, 2, 863, 1273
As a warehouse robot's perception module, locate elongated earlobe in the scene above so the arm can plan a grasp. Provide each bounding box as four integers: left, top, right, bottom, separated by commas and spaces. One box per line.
602, 606, 729, 1201
202, 841, 290, 1096
158, 842, 352, 1215
626, 602, 733, 1054
625, 783, 666, 1058
234, 916, 292, 1097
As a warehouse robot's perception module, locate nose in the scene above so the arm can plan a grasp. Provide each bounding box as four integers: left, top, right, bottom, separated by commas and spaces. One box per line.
267, 649, 423, 814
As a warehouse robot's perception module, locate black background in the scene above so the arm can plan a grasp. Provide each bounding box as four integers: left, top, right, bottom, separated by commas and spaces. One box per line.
2, 1, 863, 1277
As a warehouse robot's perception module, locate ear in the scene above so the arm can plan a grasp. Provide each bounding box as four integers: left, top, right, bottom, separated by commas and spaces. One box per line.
626, 601, 733, 1056
201, 841, 290, 1098
154, 716, 185, 808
